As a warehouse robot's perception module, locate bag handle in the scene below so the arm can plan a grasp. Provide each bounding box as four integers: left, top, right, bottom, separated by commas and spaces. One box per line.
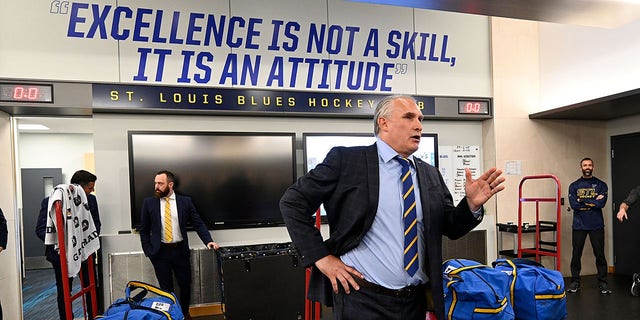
510, 258, 544, 268
446, 259, 503, 303
491, 259, 517, 306
128, 286, 149, 303
444, 259, 490, 275
125, 281, 178, 304
492, 258, 544, 269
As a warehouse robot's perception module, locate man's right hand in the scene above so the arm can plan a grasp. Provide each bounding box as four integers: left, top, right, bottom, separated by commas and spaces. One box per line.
315, 255, 364, 294
617, 209, 628, 222
617, 203, 630, 222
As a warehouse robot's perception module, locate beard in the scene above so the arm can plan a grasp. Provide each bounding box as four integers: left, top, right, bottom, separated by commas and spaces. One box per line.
154, 188, 170, 198
582, 169, 592, 177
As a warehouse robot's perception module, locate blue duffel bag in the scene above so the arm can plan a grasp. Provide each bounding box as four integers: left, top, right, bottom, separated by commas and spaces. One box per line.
97, 280, 184, 320
443, 259, 515, 320
492, 258, 567, 320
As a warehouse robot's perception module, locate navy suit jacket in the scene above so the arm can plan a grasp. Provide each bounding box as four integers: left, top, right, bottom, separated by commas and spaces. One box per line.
280, 144, 482, 320
139, 194, 213, 257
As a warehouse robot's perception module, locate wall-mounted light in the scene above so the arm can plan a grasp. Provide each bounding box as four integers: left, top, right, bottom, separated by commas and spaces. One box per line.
18, 124, 50, 131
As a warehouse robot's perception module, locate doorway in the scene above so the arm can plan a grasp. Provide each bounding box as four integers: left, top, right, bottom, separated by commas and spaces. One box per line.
21, 167, 62, 270
16, 117, 96, 319
611, 132, 640, 275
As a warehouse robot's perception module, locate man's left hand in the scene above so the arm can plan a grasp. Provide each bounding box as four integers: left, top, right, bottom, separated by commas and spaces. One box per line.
207, 242, 220, 250
465, 167, 505, 212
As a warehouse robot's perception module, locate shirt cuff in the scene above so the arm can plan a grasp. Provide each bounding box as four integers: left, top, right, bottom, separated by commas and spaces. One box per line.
471, 206, 484, 220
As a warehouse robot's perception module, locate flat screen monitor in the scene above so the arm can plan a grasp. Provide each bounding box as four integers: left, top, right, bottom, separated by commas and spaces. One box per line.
302, 132, 438, 219
303, 133, 438, 172
128, 131, 296, 230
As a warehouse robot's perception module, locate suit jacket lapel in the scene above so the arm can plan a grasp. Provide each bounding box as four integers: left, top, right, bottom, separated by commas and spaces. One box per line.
366, 144, 380, 217
415, 158, 432, 235
175, 195, 185, 227
152, 198, 162, 222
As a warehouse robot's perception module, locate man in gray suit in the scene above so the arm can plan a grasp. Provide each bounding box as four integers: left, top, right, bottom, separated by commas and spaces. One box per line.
280, 95, 505, 320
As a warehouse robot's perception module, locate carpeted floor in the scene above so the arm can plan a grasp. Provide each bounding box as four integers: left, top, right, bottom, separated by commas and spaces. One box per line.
23, 268, 88, 320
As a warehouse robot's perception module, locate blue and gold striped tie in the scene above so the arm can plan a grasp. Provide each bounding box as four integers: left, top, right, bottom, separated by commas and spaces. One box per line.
396, 157, 419, 276
164, 197, 173, 243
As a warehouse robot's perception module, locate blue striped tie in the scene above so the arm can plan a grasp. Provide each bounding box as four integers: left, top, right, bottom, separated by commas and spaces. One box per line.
396, 157, 419, 277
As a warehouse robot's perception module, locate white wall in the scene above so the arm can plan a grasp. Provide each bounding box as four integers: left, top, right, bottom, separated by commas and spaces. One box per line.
18, 133, 94, 182
539, 20, 640, 111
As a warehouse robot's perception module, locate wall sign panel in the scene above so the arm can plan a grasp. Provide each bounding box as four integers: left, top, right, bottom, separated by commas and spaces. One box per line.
0, 0, 490, 98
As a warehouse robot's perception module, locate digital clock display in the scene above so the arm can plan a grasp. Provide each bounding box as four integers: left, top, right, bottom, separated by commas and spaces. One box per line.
458, 100, 490, 115
0, 83, 53, 103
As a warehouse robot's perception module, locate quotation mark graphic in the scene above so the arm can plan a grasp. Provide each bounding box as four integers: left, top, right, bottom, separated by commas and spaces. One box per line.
395, 63, 408, 74
50, 1, 69, 14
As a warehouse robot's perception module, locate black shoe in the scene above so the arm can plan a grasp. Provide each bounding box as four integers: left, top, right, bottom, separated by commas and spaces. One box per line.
631, 273, 640, 296
599, 282, 612, 294
567, 281, 580, 293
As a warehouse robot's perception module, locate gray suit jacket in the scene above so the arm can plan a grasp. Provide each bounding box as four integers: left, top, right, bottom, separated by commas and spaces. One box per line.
280, 143, 481, 319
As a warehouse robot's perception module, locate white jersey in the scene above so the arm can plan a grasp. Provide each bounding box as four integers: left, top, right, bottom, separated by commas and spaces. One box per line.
44, 184, 100, 277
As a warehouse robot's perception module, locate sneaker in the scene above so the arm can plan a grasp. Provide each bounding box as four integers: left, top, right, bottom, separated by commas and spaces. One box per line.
631, 273, 640, 296
567, 281, 580, 293
599, 282, 612, 294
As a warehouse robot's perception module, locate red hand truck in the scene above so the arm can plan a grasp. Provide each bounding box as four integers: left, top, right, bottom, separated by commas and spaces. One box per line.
516, 175, 562, 270
53, 200, 98, 320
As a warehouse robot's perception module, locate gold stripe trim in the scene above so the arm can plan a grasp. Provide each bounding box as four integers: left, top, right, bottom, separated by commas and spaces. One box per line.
535, 293, 566, 299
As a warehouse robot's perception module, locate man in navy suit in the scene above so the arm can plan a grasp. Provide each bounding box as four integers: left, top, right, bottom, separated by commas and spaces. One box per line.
280, 95, 505, 320
139, 170, 218, 319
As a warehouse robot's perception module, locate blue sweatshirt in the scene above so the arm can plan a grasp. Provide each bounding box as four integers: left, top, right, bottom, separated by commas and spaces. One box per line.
568, 176, 608, 230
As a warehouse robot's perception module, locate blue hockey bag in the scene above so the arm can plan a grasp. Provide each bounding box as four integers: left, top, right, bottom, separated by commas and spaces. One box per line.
492, 258, 567, 320
443, 259, 515, 320
97, 281, 184, 320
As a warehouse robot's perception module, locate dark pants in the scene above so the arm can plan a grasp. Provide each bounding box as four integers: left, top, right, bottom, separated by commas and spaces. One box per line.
50, 258, 95, 320
149, 245, 192, 315
571, 228, 608, 284
332, 281, 427, 320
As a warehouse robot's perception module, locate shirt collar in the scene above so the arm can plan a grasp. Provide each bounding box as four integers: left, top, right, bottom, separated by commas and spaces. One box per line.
376, 136, 415, 165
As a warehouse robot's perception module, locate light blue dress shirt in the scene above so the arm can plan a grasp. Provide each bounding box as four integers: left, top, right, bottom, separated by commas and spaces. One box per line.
341, 138, 427, 288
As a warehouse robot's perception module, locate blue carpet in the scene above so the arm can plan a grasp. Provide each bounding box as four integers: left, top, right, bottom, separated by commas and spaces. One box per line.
23, 269, 87, 320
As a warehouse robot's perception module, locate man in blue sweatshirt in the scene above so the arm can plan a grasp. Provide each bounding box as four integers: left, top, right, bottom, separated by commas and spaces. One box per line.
567, 157, 611, 294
